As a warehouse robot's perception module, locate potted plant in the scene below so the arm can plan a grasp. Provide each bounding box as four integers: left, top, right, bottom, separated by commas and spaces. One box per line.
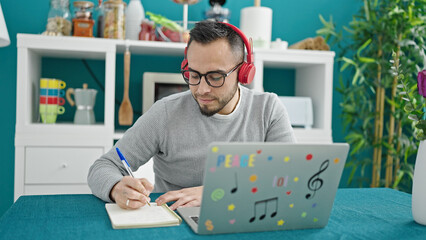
396, 67, 426, 225
317, 0, 425, 192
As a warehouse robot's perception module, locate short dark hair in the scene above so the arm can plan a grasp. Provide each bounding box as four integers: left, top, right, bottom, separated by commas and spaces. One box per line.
188, 20, 244, 62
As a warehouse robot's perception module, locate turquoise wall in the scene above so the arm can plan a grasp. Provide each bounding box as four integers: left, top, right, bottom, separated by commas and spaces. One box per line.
0, 0, 361, 217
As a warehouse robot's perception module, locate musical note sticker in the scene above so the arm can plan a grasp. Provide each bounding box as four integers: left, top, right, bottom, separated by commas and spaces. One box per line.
249, 197, 278, 223
305, 160, 330, 199
231, 172, 238, 194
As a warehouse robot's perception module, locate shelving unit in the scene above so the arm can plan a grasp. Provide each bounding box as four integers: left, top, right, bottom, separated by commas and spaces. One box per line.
14, 34, 334, 200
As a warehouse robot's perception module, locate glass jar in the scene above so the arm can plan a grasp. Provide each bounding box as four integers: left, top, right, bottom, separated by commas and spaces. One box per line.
103, 0, 126, 39
96, 0, 105, 38
43, 0, 72, 36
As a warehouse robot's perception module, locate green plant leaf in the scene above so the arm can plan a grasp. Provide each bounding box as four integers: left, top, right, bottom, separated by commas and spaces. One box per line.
409, 114, 419, 121
404, 105, 414, 112
392, 170, 404, 189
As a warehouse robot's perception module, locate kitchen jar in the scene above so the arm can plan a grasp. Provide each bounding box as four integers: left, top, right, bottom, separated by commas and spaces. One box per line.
43, 0, 72, 36
72, 1, 95, 37
103, 0, 126, 39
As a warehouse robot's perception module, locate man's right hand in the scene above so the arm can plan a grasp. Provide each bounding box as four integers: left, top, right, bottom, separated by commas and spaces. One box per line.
110, 176, 154, 209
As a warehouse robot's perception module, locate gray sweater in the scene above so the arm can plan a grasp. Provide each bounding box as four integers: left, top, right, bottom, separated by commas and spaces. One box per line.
88, 86, 296, 202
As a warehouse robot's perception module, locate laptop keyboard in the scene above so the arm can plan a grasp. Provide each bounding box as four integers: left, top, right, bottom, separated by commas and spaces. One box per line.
190, 216, 199, 224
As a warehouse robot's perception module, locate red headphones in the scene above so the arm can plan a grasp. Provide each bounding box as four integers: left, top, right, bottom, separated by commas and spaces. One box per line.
180, 22, 256, 85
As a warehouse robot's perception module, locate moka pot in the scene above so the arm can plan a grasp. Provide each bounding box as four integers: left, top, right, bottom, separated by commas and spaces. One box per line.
66, 83, 97, 124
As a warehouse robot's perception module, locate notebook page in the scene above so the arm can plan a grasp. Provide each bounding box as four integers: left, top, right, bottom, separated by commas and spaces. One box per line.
106, 203, 179, 227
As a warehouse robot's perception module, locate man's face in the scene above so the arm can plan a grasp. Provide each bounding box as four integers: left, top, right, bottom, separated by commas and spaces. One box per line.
186, 39, 240, 116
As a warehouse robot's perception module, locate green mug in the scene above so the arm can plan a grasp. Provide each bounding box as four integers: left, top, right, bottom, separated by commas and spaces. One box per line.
40, 104, 65, 123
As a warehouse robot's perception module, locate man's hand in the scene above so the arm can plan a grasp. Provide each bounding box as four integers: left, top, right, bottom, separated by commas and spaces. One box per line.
110, 176, 154, 209
155, 186, 203, 210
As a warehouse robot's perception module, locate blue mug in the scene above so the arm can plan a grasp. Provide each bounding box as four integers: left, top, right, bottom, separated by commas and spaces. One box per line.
40, 88, 65, 97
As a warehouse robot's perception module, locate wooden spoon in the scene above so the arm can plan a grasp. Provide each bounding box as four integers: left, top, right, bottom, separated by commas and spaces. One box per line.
118, 45, 133, 125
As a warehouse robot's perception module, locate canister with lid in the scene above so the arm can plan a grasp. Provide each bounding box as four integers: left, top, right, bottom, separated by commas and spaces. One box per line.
103, 0, 126, 39
72, 1, 95, 37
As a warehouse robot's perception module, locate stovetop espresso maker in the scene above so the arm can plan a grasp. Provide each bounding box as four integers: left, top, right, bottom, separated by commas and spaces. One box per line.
66, 83, 97, 124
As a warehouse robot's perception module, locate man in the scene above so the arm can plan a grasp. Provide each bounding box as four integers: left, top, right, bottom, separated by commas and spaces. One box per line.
87, 20, 295, 211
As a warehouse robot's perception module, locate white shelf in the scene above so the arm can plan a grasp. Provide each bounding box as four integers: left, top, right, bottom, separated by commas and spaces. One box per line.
15, 34, 335, 200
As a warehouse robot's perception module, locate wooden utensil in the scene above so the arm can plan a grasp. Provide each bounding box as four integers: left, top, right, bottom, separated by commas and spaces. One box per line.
118, 45, 133, 125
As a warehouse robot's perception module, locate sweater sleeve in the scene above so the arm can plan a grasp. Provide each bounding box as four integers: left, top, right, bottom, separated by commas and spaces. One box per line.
265, 93, 296, 142
87, 100, 167, 202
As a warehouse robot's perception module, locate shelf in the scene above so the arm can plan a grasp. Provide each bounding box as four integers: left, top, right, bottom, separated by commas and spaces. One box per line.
17, 34, 186, 58
256, 48, 335, 68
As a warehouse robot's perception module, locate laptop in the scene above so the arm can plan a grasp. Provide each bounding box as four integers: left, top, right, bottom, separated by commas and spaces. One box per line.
177, 142, 349, 235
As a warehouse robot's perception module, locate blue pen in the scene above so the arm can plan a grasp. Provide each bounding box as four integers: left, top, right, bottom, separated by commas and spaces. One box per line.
116, 147, 151, 206
116, 147, 135, 178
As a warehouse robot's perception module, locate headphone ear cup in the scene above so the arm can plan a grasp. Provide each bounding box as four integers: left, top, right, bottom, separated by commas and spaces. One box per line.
238, 62, 256, 85
181, 58, 188, 71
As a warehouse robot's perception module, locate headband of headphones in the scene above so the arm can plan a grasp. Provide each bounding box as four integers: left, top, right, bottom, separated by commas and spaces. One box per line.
221, 22, 254, 64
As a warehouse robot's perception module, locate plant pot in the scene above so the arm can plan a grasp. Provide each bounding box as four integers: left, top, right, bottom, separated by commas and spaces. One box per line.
412, 140, 426, 225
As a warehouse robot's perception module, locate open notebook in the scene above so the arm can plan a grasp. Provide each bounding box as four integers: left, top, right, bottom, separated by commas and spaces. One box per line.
105, 203, 182, 229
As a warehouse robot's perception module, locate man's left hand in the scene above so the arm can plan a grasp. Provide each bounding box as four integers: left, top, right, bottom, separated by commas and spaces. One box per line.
155, 186, 203, 210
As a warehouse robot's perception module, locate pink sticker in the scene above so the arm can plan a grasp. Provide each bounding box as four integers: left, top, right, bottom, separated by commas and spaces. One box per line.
229, 219, 236, 224
209, 167, 216, 173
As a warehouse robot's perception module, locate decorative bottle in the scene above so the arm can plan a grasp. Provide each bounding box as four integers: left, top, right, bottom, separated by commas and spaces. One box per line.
125, 0, 145, 40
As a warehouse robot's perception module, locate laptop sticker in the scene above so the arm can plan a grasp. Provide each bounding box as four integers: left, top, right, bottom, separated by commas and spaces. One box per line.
305, 159, 330, 199
249, 197, 278, 223
211, 188, 225, 201
205, 220, 214, 231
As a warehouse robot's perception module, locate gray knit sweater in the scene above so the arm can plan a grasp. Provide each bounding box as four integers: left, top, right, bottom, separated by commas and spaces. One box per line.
88, 86, 296, 202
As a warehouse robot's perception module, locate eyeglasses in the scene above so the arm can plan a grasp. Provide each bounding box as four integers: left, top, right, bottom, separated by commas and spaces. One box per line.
181, 62, 243, 88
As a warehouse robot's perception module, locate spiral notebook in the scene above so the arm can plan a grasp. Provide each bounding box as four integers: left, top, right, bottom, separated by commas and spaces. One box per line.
177, 142, 349, 235
105, 203, 182, 229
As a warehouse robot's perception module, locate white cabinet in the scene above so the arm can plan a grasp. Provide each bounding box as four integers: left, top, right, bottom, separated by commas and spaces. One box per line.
252, 48, 335, 143
14, 34, 334, 201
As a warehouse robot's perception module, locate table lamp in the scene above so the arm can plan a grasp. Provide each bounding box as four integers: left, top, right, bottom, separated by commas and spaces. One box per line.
0, 3, 10, 47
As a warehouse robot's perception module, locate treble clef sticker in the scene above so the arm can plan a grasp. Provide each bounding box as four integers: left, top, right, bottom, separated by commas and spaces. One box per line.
305, 159, 330, 199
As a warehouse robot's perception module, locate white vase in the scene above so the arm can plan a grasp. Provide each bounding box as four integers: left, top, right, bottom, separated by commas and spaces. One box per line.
412, 140, 426, 225
125, 0, 145, 40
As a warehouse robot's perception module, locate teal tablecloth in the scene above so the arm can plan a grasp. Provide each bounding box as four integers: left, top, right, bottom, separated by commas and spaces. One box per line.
1, 188, 425, 239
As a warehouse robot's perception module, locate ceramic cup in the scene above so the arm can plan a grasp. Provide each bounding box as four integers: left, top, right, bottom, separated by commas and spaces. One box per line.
40, 88, 65, 97
40, 96, 66, 105
40, 78, 66, 89
39, 104, 65, 124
